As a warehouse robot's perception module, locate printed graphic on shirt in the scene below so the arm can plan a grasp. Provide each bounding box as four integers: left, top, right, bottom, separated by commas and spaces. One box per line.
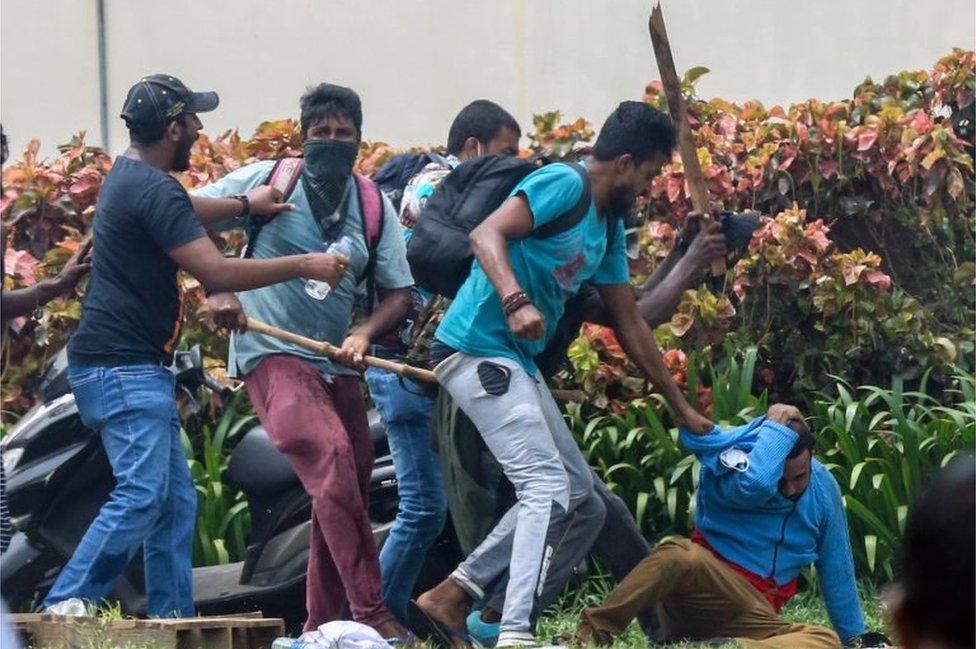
720, 447, 751, 472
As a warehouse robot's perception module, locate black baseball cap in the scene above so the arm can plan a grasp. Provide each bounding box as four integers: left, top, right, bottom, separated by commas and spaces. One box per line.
120, 73, 219, 131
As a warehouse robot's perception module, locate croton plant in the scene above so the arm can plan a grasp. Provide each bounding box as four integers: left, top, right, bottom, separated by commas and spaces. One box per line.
2, 49, 973, 421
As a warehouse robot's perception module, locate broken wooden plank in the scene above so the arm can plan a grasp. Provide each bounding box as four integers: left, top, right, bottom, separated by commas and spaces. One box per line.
649, 1, 726, 276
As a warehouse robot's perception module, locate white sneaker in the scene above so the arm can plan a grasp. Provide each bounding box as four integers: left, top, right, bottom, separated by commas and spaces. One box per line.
45, 598, 88, 616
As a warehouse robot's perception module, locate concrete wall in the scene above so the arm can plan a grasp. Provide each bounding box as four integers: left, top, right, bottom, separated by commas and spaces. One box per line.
3, 0, 974, 158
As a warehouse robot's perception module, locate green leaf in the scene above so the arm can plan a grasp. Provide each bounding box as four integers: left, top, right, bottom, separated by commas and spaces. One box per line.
635, 492, 650, 529
683, 66, 711, 85
865, 535, 878, 573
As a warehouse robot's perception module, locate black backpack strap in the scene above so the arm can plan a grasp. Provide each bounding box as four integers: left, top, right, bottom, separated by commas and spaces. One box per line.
530, 163, 592, 239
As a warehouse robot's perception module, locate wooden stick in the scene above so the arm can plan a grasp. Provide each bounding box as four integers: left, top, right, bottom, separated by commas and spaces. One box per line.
246, 316, 438, 383
649, 2, 726, 276
245, 317, 586, 402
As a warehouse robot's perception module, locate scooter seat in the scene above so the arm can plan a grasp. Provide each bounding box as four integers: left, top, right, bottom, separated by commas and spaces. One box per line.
225, 427, 300, 496
368, 409, 390, 458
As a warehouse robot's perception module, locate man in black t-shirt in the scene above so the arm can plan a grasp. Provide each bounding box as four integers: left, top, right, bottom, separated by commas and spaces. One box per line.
44, 74, 347, 618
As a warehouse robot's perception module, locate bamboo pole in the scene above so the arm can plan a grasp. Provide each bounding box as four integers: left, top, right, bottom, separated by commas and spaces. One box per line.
244, 316, 585, 402
246, 317, 438, 383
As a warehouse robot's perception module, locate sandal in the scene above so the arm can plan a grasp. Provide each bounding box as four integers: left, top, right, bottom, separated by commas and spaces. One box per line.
407, 600, 482, 649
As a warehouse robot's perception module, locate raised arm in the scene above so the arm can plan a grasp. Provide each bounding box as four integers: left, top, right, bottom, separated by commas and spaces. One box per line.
597, 282, 712, 433
190, 185, 295, 228
680, 416, 799, 507
1, 238, 92, 319
637, 214, 725, 326
168, 236, 346, 294
190, 161, 294, 230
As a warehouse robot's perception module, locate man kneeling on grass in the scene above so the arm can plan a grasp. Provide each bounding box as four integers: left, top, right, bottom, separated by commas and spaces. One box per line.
571, 404, 890, 649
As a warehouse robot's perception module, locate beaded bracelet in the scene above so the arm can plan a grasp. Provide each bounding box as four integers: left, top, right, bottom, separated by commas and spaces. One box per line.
502, 290, 532, 317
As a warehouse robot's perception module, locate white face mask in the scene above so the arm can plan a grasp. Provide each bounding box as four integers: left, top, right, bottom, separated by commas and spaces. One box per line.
475, 141, 484, 158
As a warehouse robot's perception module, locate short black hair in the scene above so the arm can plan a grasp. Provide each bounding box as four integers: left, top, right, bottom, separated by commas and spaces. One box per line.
591, 101, 677, 165
900, 457, 975, 648
300, 83, 363, 138
446, 100, 521, 155
785, 417, 815, 458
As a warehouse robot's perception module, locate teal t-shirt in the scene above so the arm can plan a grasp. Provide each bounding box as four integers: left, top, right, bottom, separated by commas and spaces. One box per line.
435, 162, 629, 375
193, 161, 413, 377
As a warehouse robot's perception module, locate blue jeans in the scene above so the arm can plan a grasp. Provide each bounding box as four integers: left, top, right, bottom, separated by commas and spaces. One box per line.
365, 367, 446, 622
44, 364, 196, 617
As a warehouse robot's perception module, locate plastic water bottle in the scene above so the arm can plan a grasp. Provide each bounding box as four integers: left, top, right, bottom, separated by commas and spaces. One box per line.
271, 638, 296, 649
304, 236, 353, 300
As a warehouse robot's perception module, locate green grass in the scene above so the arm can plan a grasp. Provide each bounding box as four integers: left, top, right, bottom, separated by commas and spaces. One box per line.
531, 571, 889, 648
43, 580, 890, 649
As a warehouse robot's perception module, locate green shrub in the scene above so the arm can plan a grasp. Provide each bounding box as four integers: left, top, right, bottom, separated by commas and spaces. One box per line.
181, 391, 255, 567
813, 367, 976, 580
571, 344, 975, 581
568, 347, 767, 538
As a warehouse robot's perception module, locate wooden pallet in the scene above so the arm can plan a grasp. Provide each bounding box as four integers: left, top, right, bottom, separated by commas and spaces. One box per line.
8, 613, 285, 649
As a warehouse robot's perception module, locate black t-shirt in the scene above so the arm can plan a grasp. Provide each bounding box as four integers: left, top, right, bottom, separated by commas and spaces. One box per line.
68, 156, 206, 366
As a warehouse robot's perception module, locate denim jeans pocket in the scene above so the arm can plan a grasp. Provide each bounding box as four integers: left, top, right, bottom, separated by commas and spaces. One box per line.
68, 367, 106, 428
110, 367, 176, 420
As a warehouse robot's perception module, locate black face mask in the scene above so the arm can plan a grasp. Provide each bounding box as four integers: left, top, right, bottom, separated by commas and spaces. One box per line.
301, 139, 359, 226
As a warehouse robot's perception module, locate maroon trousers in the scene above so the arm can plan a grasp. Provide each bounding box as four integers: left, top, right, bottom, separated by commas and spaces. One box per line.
244, 355, 393, 632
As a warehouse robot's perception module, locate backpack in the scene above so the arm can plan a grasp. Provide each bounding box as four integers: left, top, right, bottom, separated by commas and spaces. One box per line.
373, 151, 451, 212
406, 156, 591, 298
242, 157, 385, 308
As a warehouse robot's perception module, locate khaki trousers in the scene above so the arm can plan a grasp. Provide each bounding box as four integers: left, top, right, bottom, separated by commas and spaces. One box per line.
577, 538, 841, 649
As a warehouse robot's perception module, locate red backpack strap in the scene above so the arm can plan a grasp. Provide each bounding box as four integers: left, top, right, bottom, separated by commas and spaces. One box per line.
268, 157, 304, 200
242, 158, 304, 259
354, 173, 387, 315
355, 173, 384, 251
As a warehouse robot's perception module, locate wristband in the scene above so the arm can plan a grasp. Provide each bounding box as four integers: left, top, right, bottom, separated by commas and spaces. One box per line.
231, 194, 250, 217
502, 290, 533, 317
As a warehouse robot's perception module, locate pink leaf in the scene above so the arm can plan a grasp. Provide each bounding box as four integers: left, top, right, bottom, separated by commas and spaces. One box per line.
865, 270, 892, 290
4, 248, 38, 285
667, 176, 684, 203
819, 159, 839, 179
857, 129, 879, 152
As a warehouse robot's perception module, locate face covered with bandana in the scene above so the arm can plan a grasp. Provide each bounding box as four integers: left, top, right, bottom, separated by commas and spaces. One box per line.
301, 115, 360, 228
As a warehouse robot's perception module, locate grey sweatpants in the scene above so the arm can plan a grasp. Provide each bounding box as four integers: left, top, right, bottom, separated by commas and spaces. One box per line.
484, 473, 653, 623
435, 352, 602, 643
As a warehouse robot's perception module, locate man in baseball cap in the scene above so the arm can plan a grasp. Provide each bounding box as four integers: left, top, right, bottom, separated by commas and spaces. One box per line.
43, 74, 347, 618
119, 73, 219, 171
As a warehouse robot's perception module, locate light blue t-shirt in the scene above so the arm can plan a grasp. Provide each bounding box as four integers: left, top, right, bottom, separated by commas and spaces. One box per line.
193, 160, 413, 377
435, 162, 629, 375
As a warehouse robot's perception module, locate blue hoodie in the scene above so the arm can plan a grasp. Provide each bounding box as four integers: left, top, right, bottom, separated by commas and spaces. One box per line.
680, 416, 865, 643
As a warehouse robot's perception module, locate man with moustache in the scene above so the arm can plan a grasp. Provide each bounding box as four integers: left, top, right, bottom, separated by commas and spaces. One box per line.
414, 101, 713, 648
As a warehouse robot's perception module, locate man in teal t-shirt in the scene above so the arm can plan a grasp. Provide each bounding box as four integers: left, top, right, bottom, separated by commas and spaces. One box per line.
414, 102, 714, 648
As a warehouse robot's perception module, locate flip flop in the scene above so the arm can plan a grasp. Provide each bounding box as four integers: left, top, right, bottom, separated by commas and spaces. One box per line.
407, 600, 480, 649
